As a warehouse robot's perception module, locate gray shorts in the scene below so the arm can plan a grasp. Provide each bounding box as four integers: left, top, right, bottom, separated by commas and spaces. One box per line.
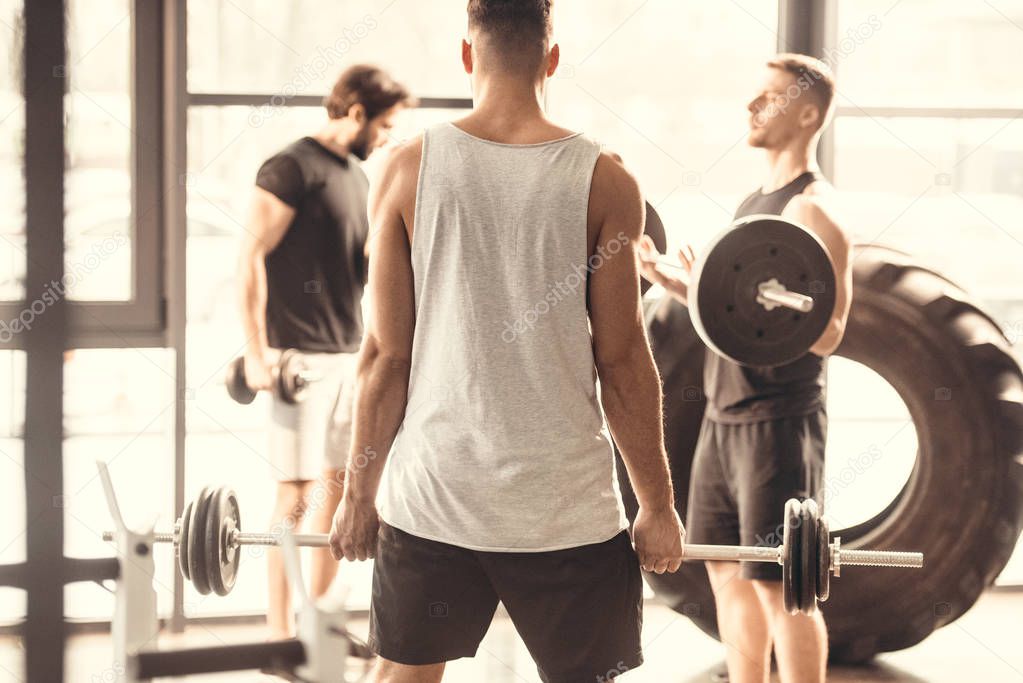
268, 351, 357, 482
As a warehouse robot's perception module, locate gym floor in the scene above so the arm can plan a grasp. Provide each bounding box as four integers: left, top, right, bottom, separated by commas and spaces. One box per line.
3, 593, 1019, 682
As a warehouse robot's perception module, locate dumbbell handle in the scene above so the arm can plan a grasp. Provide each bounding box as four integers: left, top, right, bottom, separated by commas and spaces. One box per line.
295, 370, 321, 385
648, 257, 815, 314
106, 530, 922, 571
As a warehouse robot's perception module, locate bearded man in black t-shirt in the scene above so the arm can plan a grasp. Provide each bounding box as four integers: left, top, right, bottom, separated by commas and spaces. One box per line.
236, 64, 414, 639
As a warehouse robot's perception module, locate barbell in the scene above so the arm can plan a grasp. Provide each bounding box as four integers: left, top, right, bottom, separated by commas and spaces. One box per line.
225, 349, 322, 405
642, 211, 838, 368
104, 486, 923, 615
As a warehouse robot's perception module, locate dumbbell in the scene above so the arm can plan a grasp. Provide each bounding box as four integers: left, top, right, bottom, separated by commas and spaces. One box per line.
642, 211, 838, 368
104, 486, 922, 613
225, 349, 321, 405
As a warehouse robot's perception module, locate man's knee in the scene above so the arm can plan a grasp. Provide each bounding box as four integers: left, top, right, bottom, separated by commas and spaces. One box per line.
705, 561, 745, 595
273, 482, 310, 520
310, 469, 346, 511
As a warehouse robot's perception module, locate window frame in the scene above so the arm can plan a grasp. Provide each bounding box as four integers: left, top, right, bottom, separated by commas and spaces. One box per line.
0, 0, 166, 350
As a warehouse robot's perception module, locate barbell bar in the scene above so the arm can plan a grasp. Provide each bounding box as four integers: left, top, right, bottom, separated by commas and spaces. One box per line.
104, 485, 923, 614
101, 530, 919, 568
647, 258, 816, 314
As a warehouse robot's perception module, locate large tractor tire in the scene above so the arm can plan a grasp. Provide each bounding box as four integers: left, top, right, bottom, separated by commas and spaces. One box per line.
617, 244, 1023, 662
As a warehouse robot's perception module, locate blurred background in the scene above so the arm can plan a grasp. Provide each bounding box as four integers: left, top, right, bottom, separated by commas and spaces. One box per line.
1, 0, 1022, 681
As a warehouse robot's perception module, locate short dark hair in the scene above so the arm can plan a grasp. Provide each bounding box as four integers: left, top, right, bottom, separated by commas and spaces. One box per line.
467, 0, 553, 73
324, 64, 416, 120
767, 53, 836, 124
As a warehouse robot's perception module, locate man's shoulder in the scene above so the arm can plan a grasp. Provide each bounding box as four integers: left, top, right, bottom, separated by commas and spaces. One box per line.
275, 136, 318, 161
787, 182, 849, 242
591, 150, 640, 200
369, 135, 424, 202
382, 135, 424, 181
587, 150, 643, 238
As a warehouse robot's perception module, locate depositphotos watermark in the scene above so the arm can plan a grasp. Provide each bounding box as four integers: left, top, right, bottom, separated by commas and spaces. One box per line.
248, 15, 379, 128
0, 232, 128, 343
595, 660, 631, 682
501, 231, 629, 343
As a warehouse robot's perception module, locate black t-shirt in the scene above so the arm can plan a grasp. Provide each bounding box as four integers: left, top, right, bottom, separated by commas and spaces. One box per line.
703, 171, 828, 423
255, 137, 369, 353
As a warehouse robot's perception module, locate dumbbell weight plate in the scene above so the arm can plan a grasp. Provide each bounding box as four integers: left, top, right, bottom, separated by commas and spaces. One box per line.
782, 498, 802, 615
817, 514, 830, 603
188, 487, 214, 596
275, 350, 309, 405
688, 215, 837, 368
225, 356, 257, 405
222, 489, 242, 594
800, 499, 819, 615
205, 487, 241, 597
177, 500, 193, 581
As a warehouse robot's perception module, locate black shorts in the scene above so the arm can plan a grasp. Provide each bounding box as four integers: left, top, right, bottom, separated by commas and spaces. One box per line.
685, 410, 826, 581
368, 522, 644, 683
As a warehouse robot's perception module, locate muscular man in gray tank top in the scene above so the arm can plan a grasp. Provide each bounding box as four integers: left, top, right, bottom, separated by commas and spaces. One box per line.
327, 2, 684, 681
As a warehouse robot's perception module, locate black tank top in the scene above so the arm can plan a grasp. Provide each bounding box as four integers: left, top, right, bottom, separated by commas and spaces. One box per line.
703, 171, 828, 423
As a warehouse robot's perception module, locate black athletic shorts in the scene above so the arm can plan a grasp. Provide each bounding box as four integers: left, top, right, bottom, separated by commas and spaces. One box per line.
685, 410, 826, 581
368, 522, 644, 683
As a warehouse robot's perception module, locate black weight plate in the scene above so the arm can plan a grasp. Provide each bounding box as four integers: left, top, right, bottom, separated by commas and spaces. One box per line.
817, 514, 831, 603
177, 500, 193, 581
800, 499, 819, 615
689, 215, 837, 367
225, 356, 257, 405
205, 488, 226, 596
642, 202, 668, 296
782, 498, 802, 615
188, 486, 214, 596
205, 487, 241, 596
275, 350, 304, 405
222, 489, 241, 594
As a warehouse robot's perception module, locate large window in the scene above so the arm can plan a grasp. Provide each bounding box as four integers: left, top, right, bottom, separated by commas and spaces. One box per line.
63, 349, 176, 620
187, 1, 472, 98
65, 0, 133, 302
0, 350, 25, 624
0, 0, 165, 351
831, 0, 1023, 583
0, 0, 23, 631
0, 0, 23, 304
549, 1, 780, 252
183, 0, 471, 616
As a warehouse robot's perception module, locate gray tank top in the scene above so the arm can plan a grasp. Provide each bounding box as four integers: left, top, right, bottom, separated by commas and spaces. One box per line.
377, 122, 629, 551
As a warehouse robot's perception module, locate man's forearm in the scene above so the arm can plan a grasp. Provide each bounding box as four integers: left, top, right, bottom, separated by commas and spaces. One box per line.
600, 344, 675, 511
344, 345, 411, 503
237, 253, 269, 352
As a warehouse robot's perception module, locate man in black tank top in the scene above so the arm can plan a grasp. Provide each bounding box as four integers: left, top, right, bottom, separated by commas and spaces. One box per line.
640, 55, 853, 683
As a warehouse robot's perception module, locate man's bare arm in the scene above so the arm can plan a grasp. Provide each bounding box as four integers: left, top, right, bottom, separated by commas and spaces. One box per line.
784, 192, 853, 357
588, 154, 673, 513
343, 141, 421, 505
236, 188, 295, 387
